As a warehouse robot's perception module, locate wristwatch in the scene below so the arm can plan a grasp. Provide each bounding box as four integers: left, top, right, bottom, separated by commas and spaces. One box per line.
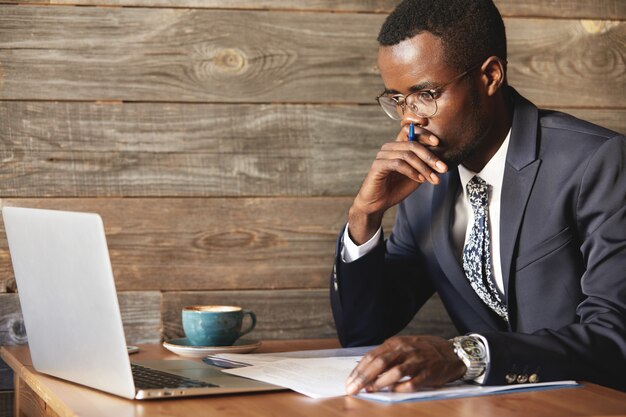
451, 336, 487, 381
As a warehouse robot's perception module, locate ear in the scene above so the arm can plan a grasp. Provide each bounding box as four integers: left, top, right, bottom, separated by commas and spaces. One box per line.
480, 56, 506, 96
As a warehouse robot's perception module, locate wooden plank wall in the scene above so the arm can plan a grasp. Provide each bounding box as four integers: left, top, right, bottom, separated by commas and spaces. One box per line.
0, 0, 624, 407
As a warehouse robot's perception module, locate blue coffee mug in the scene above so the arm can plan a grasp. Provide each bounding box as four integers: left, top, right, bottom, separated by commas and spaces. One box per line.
182, 305, 256, 346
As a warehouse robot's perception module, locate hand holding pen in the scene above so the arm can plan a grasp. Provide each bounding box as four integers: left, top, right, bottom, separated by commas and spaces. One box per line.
346, 122, 448, 245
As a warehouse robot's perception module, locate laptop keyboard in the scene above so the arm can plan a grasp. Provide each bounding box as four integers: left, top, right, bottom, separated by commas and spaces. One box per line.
131, 363, 218, 390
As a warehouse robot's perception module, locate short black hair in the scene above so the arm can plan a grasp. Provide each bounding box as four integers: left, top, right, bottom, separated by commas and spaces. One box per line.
377, 0, 507, 72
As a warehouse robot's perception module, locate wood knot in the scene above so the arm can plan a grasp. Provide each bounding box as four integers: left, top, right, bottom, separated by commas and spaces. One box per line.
200, 230, 255, 249
580, 20, 619, 35
213, 48, 246, 73
8, 315, 28, 344
0, 276, 18, 293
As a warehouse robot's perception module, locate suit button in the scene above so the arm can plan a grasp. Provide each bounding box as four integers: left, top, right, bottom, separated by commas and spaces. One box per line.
529, 373, 539, 383
516, 374, 529, 384
505, 373, 517, 384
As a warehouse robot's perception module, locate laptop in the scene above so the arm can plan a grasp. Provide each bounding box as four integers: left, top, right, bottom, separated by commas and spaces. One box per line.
2, 206, 281, 400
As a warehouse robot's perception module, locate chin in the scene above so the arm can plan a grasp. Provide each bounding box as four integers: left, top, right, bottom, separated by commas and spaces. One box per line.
433, 148, 462, 167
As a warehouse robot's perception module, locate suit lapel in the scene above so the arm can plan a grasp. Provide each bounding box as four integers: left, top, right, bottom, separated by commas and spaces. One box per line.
432, 88, 543, 330
500, 89, 542, 319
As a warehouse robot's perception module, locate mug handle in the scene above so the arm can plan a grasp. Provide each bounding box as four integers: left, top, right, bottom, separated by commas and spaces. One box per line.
239, 310, 257, 338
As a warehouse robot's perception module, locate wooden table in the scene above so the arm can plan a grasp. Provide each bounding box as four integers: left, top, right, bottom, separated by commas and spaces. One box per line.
2, 339, 626, 417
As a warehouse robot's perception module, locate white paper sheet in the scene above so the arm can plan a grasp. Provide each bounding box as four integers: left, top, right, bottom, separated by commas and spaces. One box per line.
357, 380, 579, 403
208, 346, 373, 367
223, 356, 361, 398
219, 349, 577, 401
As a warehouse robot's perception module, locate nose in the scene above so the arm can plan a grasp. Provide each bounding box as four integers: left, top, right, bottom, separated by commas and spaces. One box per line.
401, 112, 428, 129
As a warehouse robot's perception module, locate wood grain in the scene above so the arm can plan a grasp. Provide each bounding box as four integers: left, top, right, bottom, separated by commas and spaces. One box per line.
0, 294, 26, 346
0, 102, 623, 199
162, 289, 456, 342
0, 198, 396, 292
16, 375, 62, 417
0, 7, 623, 108
0, 391, 13, 417
0, 293, 161, 345
0, 0, 623, 19
117, 292, 162, 344
494, 0, 625, 18
506, 19, 626, 107
0, 102, 396, 198
4, 342, 626, 417
0, 7, 382, 103
0, 358, 12, 390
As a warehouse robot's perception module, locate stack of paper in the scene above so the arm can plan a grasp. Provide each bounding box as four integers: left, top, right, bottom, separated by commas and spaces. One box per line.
358, 380, 579, 403
208, 347, 578, 401
204, 346, 373, 369
223, 356, 361, 398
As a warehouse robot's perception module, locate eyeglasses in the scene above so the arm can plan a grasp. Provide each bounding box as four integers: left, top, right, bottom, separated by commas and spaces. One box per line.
376, 62, 483, 120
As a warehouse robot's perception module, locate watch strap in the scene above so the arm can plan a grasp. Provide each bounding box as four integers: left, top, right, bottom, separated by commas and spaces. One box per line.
451, 336, 487, 381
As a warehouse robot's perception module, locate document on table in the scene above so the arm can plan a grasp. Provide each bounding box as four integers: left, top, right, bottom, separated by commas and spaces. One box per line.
204, 346, 373, 369
223, 356, 361, 398
217, 347, 577, 401
220, 352, 578, 401
358, 380, 579, 403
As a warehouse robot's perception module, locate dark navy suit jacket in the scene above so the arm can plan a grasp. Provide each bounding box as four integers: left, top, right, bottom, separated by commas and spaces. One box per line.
330, 89, 626, 391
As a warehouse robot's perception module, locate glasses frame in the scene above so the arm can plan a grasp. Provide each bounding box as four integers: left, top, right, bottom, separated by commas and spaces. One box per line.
376, 61, 484, 120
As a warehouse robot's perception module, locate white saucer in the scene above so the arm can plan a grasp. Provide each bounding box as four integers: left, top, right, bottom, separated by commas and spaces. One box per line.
162, 338, 262, 358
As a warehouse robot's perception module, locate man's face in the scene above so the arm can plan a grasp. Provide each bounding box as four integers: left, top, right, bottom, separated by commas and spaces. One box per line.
377, 32, 492, 168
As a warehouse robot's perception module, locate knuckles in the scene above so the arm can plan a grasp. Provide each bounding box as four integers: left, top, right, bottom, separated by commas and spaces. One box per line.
372, 355, 391, 369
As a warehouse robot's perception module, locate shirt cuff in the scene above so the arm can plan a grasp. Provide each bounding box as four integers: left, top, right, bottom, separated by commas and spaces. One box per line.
468, 333, 491, 384
340, 224, 382, 263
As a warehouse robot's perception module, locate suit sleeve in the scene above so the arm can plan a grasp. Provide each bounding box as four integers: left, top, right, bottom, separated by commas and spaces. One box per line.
481, 135, 626, 390
330, 200, 436, 347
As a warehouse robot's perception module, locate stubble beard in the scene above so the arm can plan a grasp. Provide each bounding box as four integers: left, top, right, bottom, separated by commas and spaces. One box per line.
435, 88, 490, 168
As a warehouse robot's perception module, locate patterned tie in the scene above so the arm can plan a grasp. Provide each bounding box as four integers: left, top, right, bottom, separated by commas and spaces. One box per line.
462, 176, 508, 321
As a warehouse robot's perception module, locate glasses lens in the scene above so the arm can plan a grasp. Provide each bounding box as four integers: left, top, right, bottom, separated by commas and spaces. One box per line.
406, 91, 437, 118
377, 96, 402, 120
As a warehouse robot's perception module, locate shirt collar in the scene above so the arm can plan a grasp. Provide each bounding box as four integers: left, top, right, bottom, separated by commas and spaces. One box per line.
458, 128, 512, 193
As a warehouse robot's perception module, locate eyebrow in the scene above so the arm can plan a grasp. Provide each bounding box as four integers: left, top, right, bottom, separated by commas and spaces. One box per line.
382, 81, 438, 95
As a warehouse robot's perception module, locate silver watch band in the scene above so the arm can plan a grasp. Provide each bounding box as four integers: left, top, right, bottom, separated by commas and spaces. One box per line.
451, 336, 487, 381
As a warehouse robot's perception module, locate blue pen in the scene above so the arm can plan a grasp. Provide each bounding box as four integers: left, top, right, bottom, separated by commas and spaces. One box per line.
408, 123, 415, 142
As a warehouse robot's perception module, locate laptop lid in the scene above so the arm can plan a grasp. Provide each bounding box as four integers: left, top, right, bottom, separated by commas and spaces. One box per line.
3, 206, 137, 399
3, 206, 280, 400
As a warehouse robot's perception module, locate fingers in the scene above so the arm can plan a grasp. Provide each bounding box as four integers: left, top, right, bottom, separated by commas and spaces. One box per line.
364, 361, 418, 392
390, 370, 432, 392
345, 348, 403, 395
372, 155, 427, 184
345, 336, 465, 395
377, 143, 448, 185
395, 125, 440, 147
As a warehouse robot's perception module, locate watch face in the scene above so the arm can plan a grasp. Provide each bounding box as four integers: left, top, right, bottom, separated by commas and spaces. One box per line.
452, 337, 487, 381
459, 337, 486, 359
